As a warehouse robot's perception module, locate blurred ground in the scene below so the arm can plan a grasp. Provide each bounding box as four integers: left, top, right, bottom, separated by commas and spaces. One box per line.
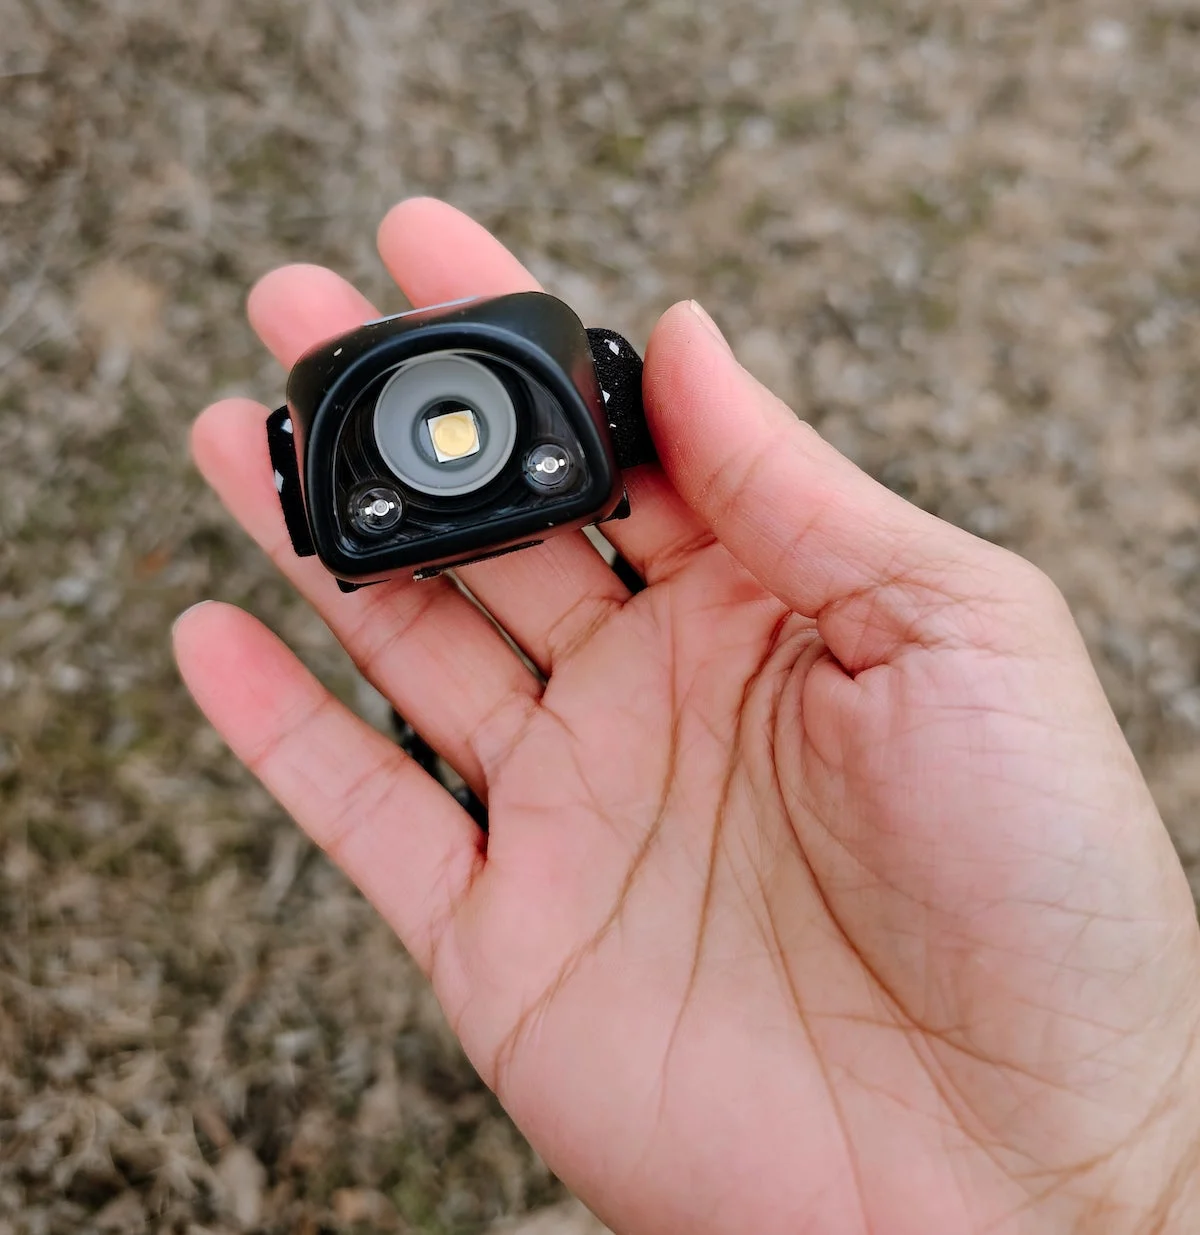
2, 0, 1199, 1231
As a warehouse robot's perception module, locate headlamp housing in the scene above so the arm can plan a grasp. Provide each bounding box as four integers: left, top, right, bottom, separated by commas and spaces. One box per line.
269, 291, 651, 587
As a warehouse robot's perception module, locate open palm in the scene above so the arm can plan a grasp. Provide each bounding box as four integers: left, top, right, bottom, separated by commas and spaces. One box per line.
175, 200, 1200, 1235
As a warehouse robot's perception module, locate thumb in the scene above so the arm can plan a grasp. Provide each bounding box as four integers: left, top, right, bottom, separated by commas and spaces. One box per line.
643, 301, 1034, 672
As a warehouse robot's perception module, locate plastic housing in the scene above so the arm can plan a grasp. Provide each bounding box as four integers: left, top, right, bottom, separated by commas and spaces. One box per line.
284, 292, 625, 582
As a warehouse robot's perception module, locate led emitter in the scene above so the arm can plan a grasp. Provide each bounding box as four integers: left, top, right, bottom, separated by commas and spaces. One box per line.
428, 408, 481, 462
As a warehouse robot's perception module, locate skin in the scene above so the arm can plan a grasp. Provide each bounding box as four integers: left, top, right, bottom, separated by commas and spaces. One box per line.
174, 199, 1200, 1235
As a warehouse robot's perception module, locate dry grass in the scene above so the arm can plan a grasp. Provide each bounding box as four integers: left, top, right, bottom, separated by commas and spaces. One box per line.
2, 0, 1199, 1230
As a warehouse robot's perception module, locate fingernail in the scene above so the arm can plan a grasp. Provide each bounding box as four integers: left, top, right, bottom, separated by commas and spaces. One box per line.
172, 600, 214, 635
689, 300, 732, 353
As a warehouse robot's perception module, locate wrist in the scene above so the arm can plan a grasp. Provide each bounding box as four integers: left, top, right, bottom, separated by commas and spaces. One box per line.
1052, 1019, 1200, 1235
1152, 1131, 1200, 1235
1120, 1044, 1200, 1235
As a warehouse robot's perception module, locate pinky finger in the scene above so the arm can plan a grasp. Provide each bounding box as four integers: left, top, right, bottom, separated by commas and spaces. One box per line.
173, 601, 484, 980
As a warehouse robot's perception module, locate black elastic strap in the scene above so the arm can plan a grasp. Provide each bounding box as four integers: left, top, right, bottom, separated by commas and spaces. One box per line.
586, 327, 657, 469
266, 405, 316, 558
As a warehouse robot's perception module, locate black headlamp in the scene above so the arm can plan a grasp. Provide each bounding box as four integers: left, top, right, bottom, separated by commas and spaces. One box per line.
266, 292, 655, 590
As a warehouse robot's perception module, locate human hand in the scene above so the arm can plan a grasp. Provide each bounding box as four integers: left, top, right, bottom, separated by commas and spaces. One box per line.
174, 199, 1200, 1235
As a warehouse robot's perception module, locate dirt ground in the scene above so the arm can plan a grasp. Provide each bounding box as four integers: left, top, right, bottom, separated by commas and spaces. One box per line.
2, 0, 1198, 1231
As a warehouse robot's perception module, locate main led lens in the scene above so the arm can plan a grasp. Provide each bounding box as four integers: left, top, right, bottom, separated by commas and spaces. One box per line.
373, 353, 517, 497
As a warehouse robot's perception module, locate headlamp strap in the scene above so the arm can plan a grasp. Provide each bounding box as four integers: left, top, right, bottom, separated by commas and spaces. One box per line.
585, 327, 656, 470
266, 406, 317, 558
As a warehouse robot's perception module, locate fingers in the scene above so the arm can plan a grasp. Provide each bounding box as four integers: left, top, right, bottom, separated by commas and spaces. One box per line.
193, 397, 539, 795
173, 602, 483, 979
249, 263, 377, 367
455, 538, 629, 676
600, 465, 716, 585
644, 301, 1014, 673
376, 197, 542, 303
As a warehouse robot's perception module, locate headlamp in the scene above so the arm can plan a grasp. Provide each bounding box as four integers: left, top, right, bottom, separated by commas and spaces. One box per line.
266, 291, 654, 590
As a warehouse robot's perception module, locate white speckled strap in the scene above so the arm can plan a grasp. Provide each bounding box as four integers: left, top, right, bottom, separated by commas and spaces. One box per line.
586, 327, 656, 469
